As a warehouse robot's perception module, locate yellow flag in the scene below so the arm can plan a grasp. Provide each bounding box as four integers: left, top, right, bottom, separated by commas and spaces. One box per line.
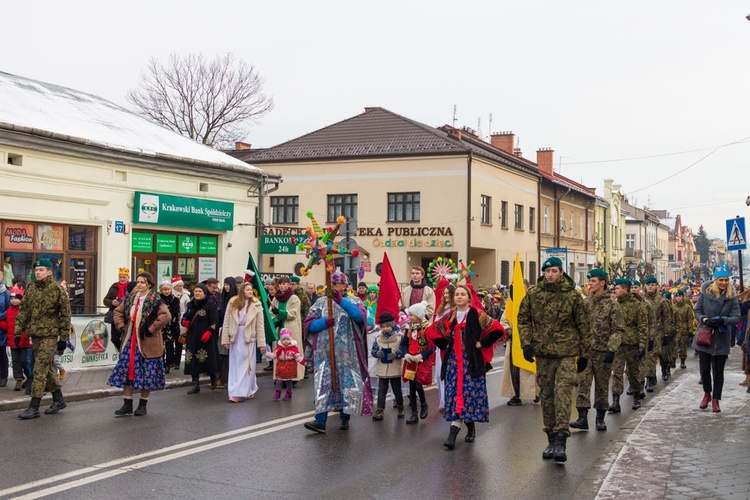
508, 254, 535, 373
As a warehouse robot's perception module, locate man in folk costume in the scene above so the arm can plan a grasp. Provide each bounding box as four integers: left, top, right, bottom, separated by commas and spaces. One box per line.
303, 271, 373, 433
271, 276, 304, 383
401, 266, 436, 319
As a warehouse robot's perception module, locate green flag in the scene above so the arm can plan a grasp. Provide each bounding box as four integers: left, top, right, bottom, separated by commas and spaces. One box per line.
246, 252, 278, 345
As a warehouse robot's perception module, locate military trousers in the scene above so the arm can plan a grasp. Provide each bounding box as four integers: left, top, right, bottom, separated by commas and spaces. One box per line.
675, 334, 689, 360
659, 338, 675, 367
643, 333, 661, 378
575, 350, 612, 410
30, 337, 61, 399
611, 344, 642, 396
536, 356, 577, 436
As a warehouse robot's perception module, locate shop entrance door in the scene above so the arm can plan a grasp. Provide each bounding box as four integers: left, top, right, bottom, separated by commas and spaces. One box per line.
68, 255, 96, 315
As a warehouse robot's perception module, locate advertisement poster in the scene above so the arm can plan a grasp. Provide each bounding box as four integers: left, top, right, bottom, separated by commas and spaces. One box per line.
157, 260, 173, 284
36, 225, 64, 251
57, 316, 120, 369
2, 222, 35, 250
198, 257, 217, 282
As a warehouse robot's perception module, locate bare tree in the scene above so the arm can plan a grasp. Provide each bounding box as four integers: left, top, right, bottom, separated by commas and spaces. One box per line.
127, 53, 273, 148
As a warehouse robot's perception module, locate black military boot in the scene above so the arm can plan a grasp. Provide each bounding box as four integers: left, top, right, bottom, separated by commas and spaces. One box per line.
664, 366, 671, 381
632, 392, 641, 410
44, 390, 67, 414
18, 397, 41, 420
542, 430, 556, 459
569, 408, 589, 430
443, 424, 461, 450
553, 432, 568, 463
595, 409, 607, 431
608, 394, 621, 413
661, 365, 670, 382
680, 358, 687, 369
650, 375, 658, 387
187, 376, 200, 394
644, 378, 654, 392
134, 399, 148, 416
115, 398, 133, 416
464, 421, 476, 443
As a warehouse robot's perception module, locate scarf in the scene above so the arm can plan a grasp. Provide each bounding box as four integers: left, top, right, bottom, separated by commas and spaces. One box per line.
116, 282, 128, 300
452, 309, 468, 416
128, 295, 145, 381
275, 288, 293, 303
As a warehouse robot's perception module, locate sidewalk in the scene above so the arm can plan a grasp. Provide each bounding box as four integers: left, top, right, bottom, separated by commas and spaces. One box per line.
577, 348, 750, 499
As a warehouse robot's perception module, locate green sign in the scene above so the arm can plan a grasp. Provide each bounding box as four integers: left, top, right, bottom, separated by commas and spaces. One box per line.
178, 235, 197, 254
199, 236, 217, 255
260, 234, 304, 254
156, 234, 177, 253
132, 232, 153, 252
133, 191, 234, 231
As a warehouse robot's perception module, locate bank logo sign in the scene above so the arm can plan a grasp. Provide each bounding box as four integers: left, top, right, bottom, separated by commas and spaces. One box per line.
133, 192, 234, 231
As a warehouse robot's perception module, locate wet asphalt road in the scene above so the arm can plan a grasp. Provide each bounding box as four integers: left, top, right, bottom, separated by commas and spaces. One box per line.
0, 361, 683, 500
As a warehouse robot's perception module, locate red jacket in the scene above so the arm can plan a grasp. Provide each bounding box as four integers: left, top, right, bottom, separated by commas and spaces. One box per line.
0, 304, 31, 348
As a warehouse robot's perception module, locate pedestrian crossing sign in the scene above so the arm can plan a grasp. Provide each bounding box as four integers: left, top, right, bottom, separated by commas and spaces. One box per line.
726, 217, 747, 251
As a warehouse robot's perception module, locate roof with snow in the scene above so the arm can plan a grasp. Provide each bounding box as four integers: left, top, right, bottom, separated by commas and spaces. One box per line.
0, 71, 262, 174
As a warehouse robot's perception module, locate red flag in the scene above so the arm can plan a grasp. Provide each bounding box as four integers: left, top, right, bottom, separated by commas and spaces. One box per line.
375, 252, 400, 322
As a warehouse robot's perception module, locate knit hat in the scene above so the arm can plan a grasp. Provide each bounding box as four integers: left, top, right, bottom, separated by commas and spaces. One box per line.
358, 281, 367, 288
159, 280, 172, 290
244, 270, 255, 283
331, 271, 349, 285
407, 301, 428, 321
367, 285, 379, 294
9, 285, 23, 298
542, 257, 563, 271
377, 311, 396, 328
644, 277, 659, 285
587, 268, 608, 281
171, 275, 184, 286
279, 328, 293, 341
33, 258, 53, 269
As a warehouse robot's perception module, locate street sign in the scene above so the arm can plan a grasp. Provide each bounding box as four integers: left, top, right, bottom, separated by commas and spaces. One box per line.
260, 234, 304, 254
726, 217, 747, 251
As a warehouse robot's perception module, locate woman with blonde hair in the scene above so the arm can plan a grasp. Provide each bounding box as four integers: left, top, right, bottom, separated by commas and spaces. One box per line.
222, 282, 266, 402
694, 267, 741, 412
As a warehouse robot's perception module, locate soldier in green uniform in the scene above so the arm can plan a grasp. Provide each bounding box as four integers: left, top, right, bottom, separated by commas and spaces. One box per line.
15, 259, 71, 419
631, 280, 657, 392
518, 257, 591, 463
290, 276, 311, 320
672, 289, 695, 369
643, 277, 674, 383
570, 269, 623, 432
609, 278, 647, 412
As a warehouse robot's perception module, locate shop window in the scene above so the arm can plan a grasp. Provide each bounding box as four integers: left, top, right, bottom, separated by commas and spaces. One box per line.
480, 195, 491, 225
388, 192, 420, 222
69, 226, 96, 251
271, 195, 299, 224
327, 194, 357, 223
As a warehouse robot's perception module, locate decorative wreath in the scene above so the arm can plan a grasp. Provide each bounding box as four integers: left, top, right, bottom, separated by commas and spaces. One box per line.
427, 257, 458, 286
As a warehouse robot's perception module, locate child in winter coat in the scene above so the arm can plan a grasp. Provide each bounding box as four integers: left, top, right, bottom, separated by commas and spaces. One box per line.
371, 311, 406, 420
0, 285, 31, 390
400, 301, 435, 424
264, 328, 307, 400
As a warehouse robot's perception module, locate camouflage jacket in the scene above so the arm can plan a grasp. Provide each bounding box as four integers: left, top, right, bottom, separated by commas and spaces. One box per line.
15, 275, 71, 340
643, 291, 674, 337
586, 291, 624, 353
518, 273, 591, 359
295, 288, 311, 321
617, 293, 647, 348
672, 301, 696, 337
639, 294, 656, 341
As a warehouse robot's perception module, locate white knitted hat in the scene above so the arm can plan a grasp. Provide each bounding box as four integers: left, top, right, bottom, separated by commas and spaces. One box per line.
407, 301, 428, 321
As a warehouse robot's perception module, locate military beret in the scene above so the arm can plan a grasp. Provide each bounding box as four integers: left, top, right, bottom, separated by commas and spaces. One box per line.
614, 278, 631, 286
33, 258, 54, 269
675, 289, 685, 296
663, 292, 672, 300
632, 280, 641, 287
290, 276, 300, 283
587, 268, 608, 281
542, 257, 563, 271
644, 277, 658, 285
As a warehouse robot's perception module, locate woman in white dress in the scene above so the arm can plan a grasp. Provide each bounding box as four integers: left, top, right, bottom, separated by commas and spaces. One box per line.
221, 282, 265, 402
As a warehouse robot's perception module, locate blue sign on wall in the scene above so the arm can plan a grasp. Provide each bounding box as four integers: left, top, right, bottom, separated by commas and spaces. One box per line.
114, 221, 125, 234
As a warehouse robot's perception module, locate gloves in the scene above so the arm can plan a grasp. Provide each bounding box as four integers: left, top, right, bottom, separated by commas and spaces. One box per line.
522, 345, 535, 363
374, 350, 385, 359
403, 354, 414, 363
201, 331, 212, 343
603, 351, 615, 364
300, 359, 309, 366
576, 357, 588, 373
56, 340, 67, 352
637, 347, 646, 359
708, 316, 724, 328
386, 352, 398, 361
324, 317, 335, 328
412, 353, 423, 363
14, 335, 21, 347
647, 340, 654, 351
181, 319, 190, 328
332, 291, 343, 304
271, 307, 279, 315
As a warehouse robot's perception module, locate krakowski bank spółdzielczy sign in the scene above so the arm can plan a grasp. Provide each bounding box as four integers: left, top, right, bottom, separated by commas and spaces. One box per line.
133, 192, 234, 231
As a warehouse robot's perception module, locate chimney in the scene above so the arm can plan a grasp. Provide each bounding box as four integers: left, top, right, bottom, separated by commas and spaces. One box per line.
235, 142, 252, 151
536, 148, 554, 176
364, 107, 379, 113
490, 131, 514, 154
514, 148, 523, 158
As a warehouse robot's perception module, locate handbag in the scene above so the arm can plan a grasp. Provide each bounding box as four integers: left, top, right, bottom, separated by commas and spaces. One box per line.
178, 309, 201, 345
402, 360, 417, 381
695, 325, 713, 347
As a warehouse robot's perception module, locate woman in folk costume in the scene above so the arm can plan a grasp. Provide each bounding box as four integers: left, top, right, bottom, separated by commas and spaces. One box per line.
222, 281, 265, 402
432, 280, 456, 413
183, 284, 220, 394
303, 271, 373, 433
109, 272, 171, 416
426, 284, 506, 449
271, 276, 304, 382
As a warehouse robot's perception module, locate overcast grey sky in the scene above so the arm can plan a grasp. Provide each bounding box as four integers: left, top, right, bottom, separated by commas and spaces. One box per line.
3, 1, 750, 239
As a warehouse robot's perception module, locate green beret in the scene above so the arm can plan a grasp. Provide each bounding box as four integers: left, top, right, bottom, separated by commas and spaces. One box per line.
33, 258, 53, 269
632, 280, 641, 287
290, 276, 300, 283
663, 292, 672, 300
644, 277, 658, 285
542, 257, 563, 271
675, 289, 685, 297
587, 268, 608, 281
614, 278, 631, 286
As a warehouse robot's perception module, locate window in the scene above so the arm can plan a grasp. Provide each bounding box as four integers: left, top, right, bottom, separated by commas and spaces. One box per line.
529, 207, 536, 232
579, 215, 584, 240
543, 205, 550, 233
480, 195, 491, 225
501, 260, 510, 285
529, 261, 537, 281
560, 208, 565, 233
500, 201, 508, 229
270, 196, 299, 224
387, 192, 420, 222
570, 213, 574, 237
626, 233, 635, 249
514, 204, 524, 230
328, 194, 358, 223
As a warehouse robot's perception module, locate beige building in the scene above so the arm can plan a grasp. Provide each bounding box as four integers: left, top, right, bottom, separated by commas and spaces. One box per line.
229, 108, 540, 288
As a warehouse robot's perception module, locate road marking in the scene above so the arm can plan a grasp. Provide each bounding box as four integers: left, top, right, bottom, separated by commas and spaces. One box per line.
0, 411, 315, 499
